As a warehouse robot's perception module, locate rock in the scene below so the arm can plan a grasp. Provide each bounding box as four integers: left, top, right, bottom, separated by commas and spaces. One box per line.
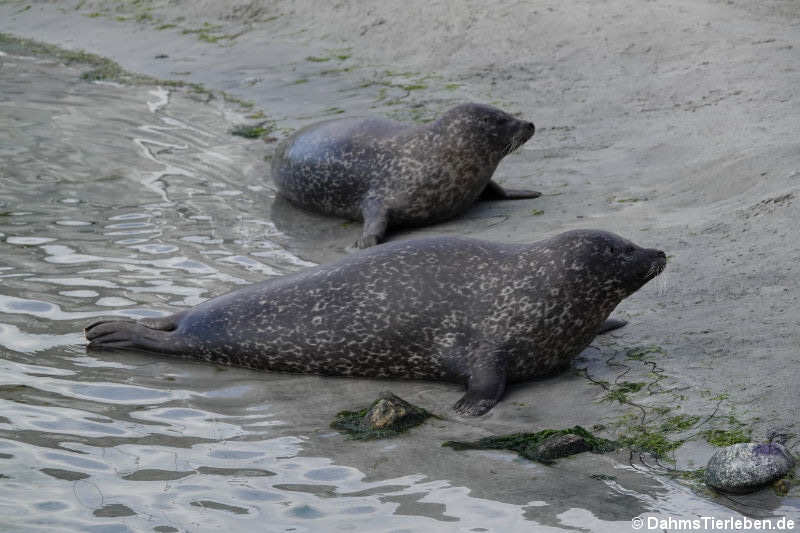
526, 433, 591, 463
330, 391, 433, 440
705, 442, 795, 494
363, 392, 422, 430
443, 426, 615, 464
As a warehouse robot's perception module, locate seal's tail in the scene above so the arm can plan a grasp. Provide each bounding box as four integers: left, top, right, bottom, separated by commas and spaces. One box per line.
85, 315, 187, 354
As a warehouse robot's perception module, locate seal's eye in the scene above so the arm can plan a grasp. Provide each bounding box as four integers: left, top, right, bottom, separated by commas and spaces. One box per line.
482, 115, 508, 126
623, 245, 636, 255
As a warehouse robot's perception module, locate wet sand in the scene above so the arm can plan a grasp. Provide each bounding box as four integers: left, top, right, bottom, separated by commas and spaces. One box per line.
0, 0, 799, 530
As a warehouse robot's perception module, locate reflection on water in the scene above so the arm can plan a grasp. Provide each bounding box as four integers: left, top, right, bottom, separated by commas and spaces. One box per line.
0, 45, 786, 532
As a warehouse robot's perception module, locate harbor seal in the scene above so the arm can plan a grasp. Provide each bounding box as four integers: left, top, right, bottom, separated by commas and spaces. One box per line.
271, 103, 540, 248
85, 230, 666, 416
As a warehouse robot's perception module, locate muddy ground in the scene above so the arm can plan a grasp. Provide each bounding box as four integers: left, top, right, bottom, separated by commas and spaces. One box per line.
1, 0, 799, 526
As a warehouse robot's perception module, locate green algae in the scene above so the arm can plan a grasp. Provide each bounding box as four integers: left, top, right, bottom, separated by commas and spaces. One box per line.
621, 431, 683, 459
0, 32, 136, 83
230, 121, 275, 139
0, 31, 167, 87
616, 197, 648, 203
773, 477, 792, 496
702, 427, 751, 446
221, 93, 255, 108
601, 381, 646, 404
670, 467, 714, 494
676, 467, 706, 483
590, 473, 617, 481
625, 345, 665, 360
400, 83, 427, 91
80, 63, 125, 82
0, 32, 264, 114
443, 426, 616, 464
179, 22, 243, 44
581, 343, 712, 462
660, 414, 701, 432
700, 413, 751, 446
320, 66, 355, 75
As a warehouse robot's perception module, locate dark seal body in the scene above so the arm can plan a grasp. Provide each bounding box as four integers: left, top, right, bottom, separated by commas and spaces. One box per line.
271, 103, 540, 248
86, 230, 666, 415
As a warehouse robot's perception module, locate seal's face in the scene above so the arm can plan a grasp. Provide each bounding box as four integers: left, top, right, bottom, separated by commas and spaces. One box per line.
557, 230, 667, 298
438, 103, 535, 160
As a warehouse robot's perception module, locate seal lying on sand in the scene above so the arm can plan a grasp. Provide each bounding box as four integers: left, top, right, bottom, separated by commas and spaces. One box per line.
271, 103, 540, 248
86, 230, 666, 416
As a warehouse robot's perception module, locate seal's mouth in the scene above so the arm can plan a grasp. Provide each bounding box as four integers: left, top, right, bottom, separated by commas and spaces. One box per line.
504, 130, 533, 156
644, 250, 667, 280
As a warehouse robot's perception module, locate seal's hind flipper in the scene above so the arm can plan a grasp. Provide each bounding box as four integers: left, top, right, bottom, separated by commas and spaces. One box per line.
596, 318, 627, 335
480, 180, 541, 201
85, 317, 185, 354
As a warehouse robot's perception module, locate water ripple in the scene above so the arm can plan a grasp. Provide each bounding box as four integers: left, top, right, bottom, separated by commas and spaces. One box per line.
0, 42, 740, 533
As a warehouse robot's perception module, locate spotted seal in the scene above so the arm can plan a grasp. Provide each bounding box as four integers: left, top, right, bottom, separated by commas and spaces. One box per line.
85, 230, 666, 416
271, 103, 540, 248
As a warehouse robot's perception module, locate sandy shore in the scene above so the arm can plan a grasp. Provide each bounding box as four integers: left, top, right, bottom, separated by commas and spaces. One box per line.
2, 0, 799, 521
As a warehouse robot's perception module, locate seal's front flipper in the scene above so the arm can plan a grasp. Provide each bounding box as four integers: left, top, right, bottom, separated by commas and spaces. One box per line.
85, 316, 186, 354
356, 199, 389, 249
597, 318, 627, 335
453, 347, 507, 416
479, 180, 541, 201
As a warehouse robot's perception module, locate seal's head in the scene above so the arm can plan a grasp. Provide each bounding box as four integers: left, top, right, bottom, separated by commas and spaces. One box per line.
436, 103, 535, 160
552, 230, 666, 299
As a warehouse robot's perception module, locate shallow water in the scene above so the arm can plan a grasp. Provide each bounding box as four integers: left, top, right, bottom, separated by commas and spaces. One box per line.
0, 46, 565, 533
2, 45, 796, 533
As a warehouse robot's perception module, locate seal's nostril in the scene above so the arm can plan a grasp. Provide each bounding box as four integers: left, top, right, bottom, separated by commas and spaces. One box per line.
528, 122, 535, 134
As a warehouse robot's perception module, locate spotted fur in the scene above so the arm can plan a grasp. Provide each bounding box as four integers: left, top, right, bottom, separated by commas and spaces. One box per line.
85, 230, 666, 416
271, 103, 539, 248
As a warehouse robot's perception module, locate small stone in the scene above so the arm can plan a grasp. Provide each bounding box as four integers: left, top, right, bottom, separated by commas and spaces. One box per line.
527, 433, 591, 463
705, 442, 795, 494
331, 391, 432, 439
363, 392, 418, 429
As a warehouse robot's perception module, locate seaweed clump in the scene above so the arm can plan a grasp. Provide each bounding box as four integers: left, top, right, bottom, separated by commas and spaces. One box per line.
443, 426, 617, 464
330, 392, 434, 440
230, 121, 275, 139
702, 427, 752, 447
